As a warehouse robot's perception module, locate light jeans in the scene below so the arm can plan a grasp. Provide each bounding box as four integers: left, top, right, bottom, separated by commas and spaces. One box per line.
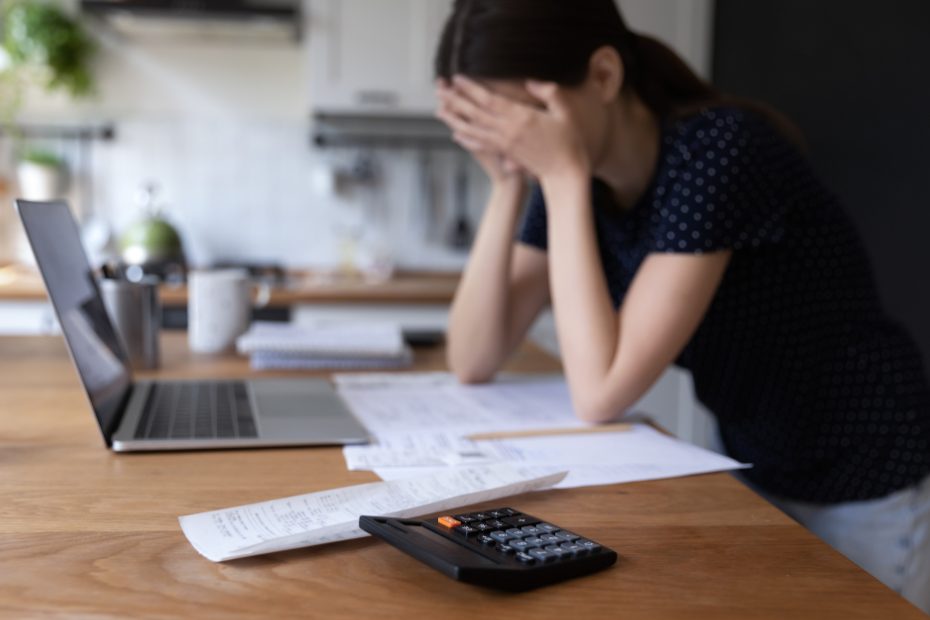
757, 476, 930, 615
709, 429, 930, 614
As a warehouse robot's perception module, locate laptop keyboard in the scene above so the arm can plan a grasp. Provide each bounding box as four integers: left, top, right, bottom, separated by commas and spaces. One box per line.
134, 381, 258, 440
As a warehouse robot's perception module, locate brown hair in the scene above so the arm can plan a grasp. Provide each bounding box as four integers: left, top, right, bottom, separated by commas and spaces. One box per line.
435, 0, 803, 147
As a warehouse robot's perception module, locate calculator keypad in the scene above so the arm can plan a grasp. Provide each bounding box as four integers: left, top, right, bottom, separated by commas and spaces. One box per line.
437, 508, 606, 566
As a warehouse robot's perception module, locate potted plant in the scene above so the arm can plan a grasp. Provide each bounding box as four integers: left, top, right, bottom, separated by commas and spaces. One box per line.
0, 0, 96, 109
16, 148, 66, 200
0, 1, 95, 263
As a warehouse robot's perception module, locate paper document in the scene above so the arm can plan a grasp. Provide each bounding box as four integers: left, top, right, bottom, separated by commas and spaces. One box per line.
334, 373, 587, 437
237, 322, 412, 370
343, 432, 508, 470
237, 321, 406, 358
179, 465, 566, 562
336, 373, 749, 491
369, 426, 749, 489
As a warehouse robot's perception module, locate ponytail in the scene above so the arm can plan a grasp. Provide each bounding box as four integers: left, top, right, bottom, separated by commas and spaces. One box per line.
627, 33, 719, 119
629, 33, 806, 149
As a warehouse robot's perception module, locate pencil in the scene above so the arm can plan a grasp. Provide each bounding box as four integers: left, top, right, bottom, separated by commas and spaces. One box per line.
467, 422, 634, 441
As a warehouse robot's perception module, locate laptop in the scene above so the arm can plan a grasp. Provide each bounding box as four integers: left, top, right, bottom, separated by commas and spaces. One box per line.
15, 199, 371, 452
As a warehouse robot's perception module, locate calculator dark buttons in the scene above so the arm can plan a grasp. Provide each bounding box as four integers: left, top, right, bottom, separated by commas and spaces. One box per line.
502, 515, 535, 527
528, 548, 555, 563
577, 539, 601, 551
560, 542, 585, 555
544, 544, 565, 556
515, 552, 536, 564
477, 535, 496, 546
454, 524, 479, 536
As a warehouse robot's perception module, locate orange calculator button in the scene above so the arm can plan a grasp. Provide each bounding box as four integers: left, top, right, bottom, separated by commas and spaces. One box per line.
437, 516, 461, 528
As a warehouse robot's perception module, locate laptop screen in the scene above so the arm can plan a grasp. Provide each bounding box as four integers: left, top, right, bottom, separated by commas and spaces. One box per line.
16, 201, 132, 442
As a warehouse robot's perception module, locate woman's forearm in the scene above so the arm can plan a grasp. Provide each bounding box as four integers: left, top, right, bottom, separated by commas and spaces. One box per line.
447, 182, 526, 382
542, 174, 626, 420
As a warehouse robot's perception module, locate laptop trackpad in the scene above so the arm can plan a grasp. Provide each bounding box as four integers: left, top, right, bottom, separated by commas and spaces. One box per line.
249, 378, 369, 444
250, 379, 349, 419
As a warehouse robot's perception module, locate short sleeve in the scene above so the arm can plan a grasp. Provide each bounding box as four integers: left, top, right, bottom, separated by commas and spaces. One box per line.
517, 184, 548, 250
649, 109, 790, 254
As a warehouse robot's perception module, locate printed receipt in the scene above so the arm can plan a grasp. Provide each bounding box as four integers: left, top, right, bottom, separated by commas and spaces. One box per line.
179, 464, 566, 562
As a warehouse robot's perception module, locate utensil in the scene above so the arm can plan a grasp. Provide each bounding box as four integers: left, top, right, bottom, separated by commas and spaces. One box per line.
99, 277, 161, 370
447, 153, 473, 249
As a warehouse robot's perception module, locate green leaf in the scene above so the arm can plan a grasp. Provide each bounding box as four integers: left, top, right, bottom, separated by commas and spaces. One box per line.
1, 0, 96, 98
21, 148, 62, 166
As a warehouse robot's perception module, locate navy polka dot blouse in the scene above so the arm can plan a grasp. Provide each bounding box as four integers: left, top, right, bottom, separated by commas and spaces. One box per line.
519, 106, 930, 503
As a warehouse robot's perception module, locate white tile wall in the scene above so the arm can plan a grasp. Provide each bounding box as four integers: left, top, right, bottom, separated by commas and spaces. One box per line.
1, 115, 487, 270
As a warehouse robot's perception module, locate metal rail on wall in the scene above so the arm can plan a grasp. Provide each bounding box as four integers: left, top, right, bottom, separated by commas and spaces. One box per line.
0, 123, 116, 221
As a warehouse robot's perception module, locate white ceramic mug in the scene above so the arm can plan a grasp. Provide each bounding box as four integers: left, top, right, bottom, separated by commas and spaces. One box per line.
188, 269, 253, 354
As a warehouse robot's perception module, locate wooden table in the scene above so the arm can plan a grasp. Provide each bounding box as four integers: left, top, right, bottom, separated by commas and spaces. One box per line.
0, 334, 922, 619
0, 264, 459, 306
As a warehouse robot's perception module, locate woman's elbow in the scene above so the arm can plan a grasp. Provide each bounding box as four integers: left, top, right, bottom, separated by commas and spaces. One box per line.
453, 368, 495, 385
573, 392, 626, 425
447, 351, 497, 385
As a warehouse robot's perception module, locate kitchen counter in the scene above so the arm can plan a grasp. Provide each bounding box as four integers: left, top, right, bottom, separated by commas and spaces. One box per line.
0, 264, 459, 306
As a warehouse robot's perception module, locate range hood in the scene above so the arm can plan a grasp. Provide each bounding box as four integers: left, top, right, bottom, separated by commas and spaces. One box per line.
311, 113, 455, 149
81, 1, 301, 41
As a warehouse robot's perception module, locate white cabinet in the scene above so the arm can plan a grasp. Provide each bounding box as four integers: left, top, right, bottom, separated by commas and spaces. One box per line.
306, 0, 454, 116
304, 0, 714, 115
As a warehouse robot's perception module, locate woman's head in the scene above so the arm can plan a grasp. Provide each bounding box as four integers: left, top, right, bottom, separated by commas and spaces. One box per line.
435, 0, 804, 159
435, 0, 720, 120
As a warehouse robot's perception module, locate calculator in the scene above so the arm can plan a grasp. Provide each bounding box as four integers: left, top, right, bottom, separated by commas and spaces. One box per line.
359, 507, 617, 591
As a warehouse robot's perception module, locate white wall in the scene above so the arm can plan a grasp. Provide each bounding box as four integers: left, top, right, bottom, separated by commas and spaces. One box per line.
619, 0, 716, 79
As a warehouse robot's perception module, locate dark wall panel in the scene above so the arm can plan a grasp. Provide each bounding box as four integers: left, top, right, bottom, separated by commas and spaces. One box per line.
713, 0, 930, 370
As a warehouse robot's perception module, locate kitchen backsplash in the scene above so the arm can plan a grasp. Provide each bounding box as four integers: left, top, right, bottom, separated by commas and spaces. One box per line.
86, 115, 485, 270
0, 113, 486, 271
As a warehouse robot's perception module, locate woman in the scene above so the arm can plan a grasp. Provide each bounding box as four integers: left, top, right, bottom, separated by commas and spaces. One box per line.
434, 0, 930, 611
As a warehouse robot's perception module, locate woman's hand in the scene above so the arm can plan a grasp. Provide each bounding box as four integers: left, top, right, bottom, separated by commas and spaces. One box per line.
438, 76, 591, 186
435, 80, 525, 192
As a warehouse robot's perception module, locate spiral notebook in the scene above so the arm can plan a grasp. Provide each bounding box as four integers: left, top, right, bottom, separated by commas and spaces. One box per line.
237, 322, 412, 370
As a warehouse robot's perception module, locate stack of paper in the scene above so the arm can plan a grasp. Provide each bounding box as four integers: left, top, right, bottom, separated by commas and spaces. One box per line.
236, 321, 413, 370
179, 465, 566, 561
336, 373, 750, 489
